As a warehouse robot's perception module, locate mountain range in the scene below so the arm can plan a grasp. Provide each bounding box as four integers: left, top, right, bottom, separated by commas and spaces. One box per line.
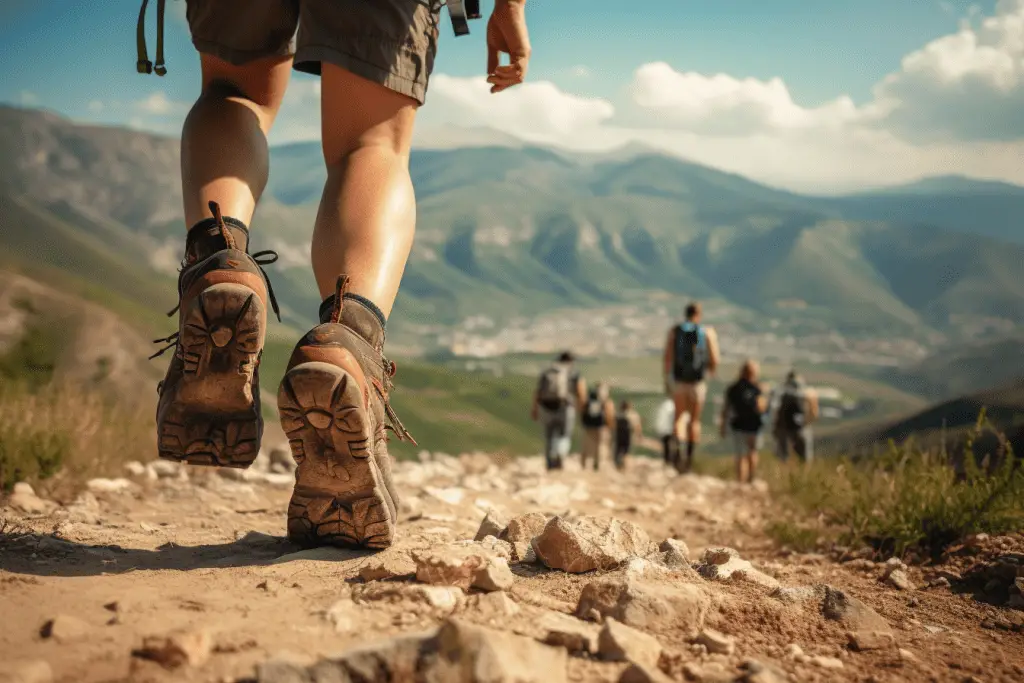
2, 104, 1024, 349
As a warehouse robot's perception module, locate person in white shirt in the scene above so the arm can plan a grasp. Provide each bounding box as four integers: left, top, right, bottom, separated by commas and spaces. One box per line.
653, 397, 681, 468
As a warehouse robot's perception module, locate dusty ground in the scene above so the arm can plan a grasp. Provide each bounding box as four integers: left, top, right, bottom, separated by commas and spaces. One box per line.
1, 450, 1022, 683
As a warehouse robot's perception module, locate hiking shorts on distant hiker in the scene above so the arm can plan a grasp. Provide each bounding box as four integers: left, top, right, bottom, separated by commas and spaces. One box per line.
185, 0, 442, 104
732, 430, 763, 456
671, 381, 707, 409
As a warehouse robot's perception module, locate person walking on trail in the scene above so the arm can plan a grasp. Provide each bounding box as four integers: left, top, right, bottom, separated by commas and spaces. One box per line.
531, 352, 586, 471
772, 370, 819, 465
720, 360, 769, 484
663, 302, 720, 473
580, 381, 615, 471
140, 0, 532, 551
613, 400, 643, 471
653, 397, 678, 467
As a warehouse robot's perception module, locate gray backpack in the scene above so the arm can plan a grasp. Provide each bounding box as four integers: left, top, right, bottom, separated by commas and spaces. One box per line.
538, 365, 571, 408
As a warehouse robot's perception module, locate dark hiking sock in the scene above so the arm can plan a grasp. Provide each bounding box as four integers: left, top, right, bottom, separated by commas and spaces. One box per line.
686, 440, 696, 466
185, 215, 250, 262
319, 292, 387, 328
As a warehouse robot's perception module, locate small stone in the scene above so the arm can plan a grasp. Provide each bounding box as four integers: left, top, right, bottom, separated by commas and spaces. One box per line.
413, 546, 491, 590
8, 484, 55, 515
325, 599, 358, 633
502, 512, 548, 543
576, 578, 709, 633
469, 591, 520, 618
770, 585, 822, 605
598, 618, 663, 669
434, 618, 568, 682
540, 612, 600, 655
738, 659, 788, 683
694, 628, 734, 655
133, 628, 212, 669
783, 643, 804, 659
0, 660, 53, 683
474, 511, 509, 541
533, 516, 655, 573
423, 486, 465, 506
821, 586, 891, 633
39, 615, 90, 643
886, 569, 916, 591
898, 648, 919, 663
618, 663, 674, 683
658, 538, 690, 565
257, 579, 282, 595
352, 582, 464, 613
811, 655, 844, 670
472, 557, 515, 592
847, 630, 896, 652
124, 461, 148, 477
86, 478, 135, 494
359, 553, 416, 582
696, 547, 779, 590
12, 482, 35, 496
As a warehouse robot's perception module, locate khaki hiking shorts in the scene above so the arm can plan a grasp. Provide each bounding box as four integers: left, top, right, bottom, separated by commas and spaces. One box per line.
185, 0, 442, 104
671, 380, 707, 409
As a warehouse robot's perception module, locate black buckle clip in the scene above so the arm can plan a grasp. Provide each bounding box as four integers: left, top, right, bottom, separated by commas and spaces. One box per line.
448, 0, 481, 36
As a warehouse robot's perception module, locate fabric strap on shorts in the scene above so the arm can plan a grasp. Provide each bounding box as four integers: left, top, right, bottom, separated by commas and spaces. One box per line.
445, 0, 482, 36
136, 0, 167, 76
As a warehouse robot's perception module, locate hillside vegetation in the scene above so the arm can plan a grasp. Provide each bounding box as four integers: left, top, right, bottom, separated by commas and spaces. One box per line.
3, 105, 1024, 346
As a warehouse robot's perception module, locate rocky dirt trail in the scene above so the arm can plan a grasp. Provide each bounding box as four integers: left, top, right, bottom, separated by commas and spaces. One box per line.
2, 450, 1022, 683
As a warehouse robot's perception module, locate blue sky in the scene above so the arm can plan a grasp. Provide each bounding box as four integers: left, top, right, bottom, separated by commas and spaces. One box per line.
1, 0, 1021, 191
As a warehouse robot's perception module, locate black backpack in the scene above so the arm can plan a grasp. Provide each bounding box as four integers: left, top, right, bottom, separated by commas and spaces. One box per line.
730, 381, 764, 430
582, 390, 606, 428
777, 388, 806, 430
672, 322, 707, 382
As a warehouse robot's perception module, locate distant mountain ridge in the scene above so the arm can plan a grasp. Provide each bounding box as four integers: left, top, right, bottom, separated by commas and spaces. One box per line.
2, 104, 1024, 348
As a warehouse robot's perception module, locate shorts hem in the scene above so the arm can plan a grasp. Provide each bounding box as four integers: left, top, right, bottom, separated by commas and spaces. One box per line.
294, 45, 428, 105
190, 38, 295, 66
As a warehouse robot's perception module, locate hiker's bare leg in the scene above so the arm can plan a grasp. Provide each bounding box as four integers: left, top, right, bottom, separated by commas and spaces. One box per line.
748, 449, 759, 483
181, 54, 293, 227
313, 64, 418, 317
687, 401, 704, 445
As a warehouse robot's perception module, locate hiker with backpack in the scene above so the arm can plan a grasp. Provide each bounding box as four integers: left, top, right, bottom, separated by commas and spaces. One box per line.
580, 381, 615, 471
614, 399, 643, 471
139, 0, 532, 551
531, 351, 586, 470
663, 302, 720, 473
720, 360, 769, 483
772, 370, 819, 465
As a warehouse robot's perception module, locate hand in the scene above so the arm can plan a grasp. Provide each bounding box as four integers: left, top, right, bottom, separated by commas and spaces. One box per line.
487, 0, 530, 93
530, 406, 539, 422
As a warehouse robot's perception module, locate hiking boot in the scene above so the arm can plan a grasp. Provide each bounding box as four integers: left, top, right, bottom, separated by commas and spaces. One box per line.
279, 276, 414, 549
153, 202, 280, 468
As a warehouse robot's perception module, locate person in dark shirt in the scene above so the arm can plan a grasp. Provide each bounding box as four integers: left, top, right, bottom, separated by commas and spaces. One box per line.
719, 359, 769, 483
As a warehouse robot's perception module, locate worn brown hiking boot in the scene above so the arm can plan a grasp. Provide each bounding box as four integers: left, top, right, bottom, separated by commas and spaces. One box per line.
153, 202, 280, 468
279, 276, 414, 549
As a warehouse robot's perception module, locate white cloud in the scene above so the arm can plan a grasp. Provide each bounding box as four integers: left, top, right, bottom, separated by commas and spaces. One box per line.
422, 75, 614, 143
626, 62, 858, 135
868, 0, 1024, 140
569, 65, 591, 78
135, 91, 186, 115
18, 91, 39, 106
87, 100, 104, 113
